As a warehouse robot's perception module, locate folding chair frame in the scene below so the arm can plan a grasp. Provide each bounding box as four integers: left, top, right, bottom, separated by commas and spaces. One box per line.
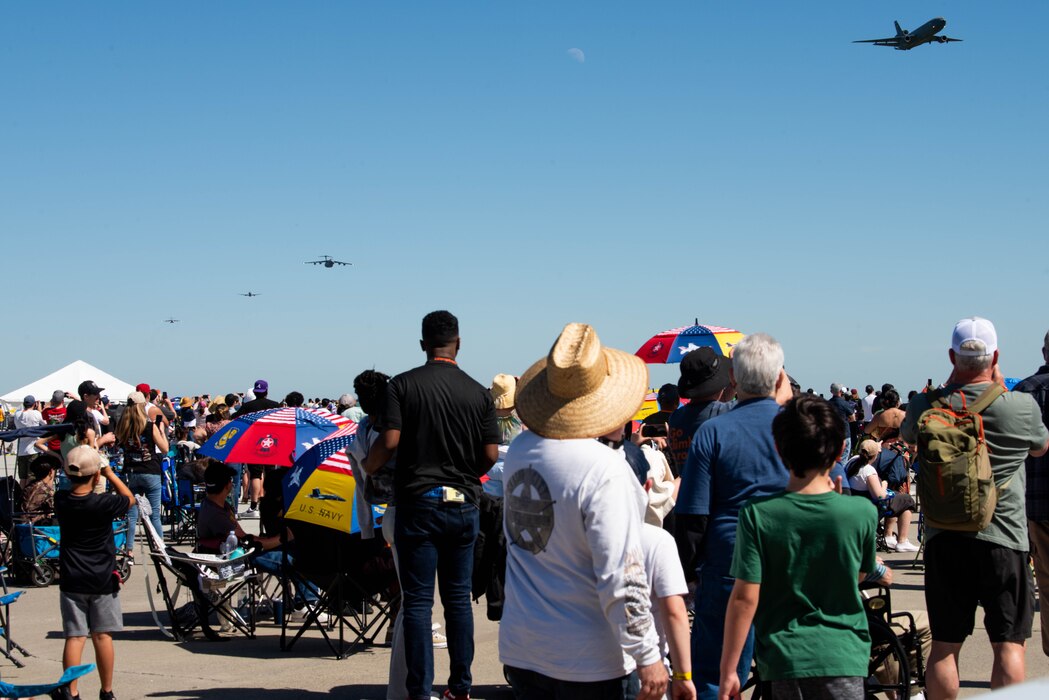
139, 506, 258, 642
0, 567, 29, 668
278, 546, 396, 659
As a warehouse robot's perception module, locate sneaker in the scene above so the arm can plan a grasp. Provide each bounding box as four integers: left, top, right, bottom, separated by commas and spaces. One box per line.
883, 535, 898, 549
432, 623, 448, 649
99, 691, 116, 700
240, 507, 260, 519
290, 604, 330, 625
895, 540, 920, 553
441, 690, 469, 700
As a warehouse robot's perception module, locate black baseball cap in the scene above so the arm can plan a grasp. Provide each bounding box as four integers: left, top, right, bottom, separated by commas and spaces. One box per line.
78, 380, 104, 397
204, 461, 236, 491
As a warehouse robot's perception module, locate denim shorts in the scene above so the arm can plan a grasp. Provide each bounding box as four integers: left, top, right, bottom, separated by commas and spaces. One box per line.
60, 591, 123, 637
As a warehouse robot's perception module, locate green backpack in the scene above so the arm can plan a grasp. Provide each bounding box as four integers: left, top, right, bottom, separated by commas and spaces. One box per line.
915, 384, 1006, 532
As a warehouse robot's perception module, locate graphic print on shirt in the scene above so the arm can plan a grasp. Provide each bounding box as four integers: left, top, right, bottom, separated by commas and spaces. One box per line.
505, 466, 556, 554
623, 548, 653, 638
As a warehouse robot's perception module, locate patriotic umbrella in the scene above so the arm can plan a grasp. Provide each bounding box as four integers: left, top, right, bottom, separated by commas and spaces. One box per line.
282, 423, 384, 535
635, 320, 743, 364
198, 407, 353, 467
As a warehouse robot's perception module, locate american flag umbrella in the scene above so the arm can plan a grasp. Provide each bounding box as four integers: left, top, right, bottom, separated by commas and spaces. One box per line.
282, 423, 384, 535
198, 407, 353, 467
635, 320, 744, 364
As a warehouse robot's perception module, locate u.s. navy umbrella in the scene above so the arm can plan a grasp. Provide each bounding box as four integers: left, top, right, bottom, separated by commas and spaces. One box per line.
198, 407, 352, 467
282, 423, 384, 535
635, 320, 743, 364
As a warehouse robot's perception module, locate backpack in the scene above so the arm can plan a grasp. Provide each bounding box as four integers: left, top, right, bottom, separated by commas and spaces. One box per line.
915, 383, 1006, 531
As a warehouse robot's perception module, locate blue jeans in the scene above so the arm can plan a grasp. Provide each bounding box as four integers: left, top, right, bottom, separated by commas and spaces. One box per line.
252, 549, 318, 606
395, 497, 480, 700
127, 473, 163, 545
506, 665, 630, 699
692, 566, 755, 700
230, 463, 244, 508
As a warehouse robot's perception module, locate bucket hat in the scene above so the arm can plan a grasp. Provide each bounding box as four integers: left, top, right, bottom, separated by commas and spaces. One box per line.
677, 347, 732, 399
516, 323, 648, 439
490, 374, 517, 410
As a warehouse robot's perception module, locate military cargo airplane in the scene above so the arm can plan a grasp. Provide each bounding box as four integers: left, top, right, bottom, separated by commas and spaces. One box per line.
305, 255, 351, 268
163, 318, 180, 324
854, 18, 962, 50
240, 291, 261, 297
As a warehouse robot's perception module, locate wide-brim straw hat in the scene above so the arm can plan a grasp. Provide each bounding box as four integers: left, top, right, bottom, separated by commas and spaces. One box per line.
516, 323, 649, 439
490, 373, 517, 410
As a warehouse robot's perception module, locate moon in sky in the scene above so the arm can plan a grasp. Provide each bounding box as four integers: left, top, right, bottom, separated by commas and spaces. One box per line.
567, 48, 585, 63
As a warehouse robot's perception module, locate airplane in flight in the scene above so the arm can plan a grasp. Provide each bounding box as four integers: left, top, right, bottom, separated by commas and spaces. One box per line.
854, 17, 962, 50
240, 291, 261, 297
305, 255, 352, 268
163, 318, 180, 324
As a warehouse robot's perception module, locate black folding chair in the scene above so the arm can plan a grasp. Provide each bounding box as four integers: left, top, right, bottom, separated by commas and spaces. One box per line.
0, 566, 30, 667
279, 522, 397, 659
138, 500, 258, 641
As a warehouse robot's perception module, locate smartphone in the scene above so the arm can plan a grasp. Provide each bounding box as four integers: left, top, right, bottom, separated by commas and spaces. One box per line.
640, 423, 668, 438
162, 391, 168, 399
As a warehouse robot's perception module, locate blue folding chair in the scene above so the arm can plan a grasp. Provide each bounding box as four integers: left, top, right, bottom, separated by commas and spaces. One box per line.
0, 663, 94, 698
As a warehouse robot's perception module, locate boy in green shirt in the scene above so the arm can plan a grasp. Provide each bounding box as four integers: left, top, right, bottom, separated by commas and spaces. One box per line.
718, 395, 893, 700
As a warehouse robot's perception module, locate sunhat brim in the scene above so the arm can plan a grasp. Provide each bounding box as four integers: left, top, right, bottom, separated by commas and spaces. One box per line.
516, 346, 649, 440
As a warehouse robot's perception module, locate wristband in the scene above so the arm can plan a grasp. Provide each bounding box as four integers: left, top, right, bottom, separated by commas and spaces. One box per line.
863, 562, 887, 583
672, 671, 692, 681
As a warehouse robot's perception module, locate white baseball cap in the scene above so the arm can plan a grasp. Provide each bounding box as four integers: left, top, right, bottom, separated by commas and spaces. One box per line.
952, 317, 997, 357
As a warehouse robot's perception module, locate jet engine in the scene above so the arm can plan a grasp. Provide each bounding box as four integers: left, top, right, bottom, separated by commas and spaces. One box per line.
937, 35, 948, 43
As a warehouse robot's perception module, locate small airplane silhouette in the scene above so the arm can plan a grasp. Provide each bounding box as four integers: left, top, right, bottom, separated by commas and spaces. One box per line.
306, 488, 346, 502
855, 18, 962, 50
240, 291, 261, 297
163, 318, 180, 324
305, 255, 351, 268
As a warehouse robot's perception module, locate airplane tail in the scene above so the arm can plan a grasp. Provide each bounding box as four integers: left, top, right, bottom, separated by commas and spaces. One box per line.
894, 20, 904, 35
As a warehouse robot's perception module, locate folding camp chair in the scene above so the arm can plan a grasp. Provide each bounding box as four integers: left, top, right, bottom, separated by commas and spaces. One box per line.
279, 523, 397, 659
0, 663, 93, 698
0, 567, 30, 668
136, 498, 258, 642
169, 479, 204, 544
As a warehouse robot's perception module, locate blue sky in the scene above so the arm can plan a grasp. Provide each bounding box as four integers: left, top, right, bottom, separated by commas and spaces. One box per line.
2, 2, 1046, 400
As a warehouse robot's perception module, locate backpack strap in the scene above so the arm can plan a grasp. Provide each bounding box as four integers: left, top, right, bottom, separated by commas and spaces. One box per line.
969, 383, 1006, 415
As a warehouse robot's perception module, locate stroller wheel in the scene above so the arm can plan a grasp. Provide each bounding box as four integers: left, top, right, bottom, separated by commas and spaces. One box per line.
30, 563, 55, 587
118, 559, 132, 584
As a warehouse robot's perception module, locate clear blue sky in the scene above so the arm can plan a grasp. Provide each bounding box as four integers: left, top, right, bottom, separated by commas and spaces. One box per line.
2, 2, 1046, 400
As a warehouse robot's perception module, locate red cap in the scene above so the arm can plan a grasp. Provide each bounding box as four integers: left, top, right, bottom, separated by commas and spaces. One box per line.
136, 383, 151, 395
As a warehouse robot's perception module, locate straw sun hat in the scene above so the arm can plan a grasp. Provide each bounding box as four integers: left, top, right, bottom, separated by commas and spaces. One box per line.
516, 323, 649, 439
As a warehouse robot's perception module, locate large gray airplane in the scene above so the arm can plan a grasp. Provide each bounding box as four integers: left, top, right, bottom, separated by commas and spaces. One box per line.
855, 17, 962, 50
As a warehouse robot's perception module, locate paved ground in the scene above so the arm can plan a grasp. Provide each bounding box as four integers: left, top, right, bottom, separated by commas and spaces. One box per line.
2, 530, 1046, 698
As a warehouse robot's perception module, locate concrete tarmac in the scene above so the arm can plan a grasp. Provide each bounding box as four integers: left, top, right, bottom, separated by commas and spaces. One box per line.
2, 533, 1046, 698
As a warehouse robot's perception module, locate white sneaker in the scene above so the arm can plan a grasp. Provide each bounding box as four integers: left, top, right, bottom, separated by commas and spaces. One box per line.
432, 623, 447, 649
884, 535, 898, 549
290, 605, 330, 625
895, 540, 920, 553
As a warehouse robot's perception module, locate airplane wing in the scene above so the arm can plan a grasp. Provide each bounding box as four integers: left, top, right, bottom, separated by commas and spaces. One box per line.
941, 36, 963, 42
335, 261, 352, 266
305, 260, 322, 265
853, 38, 899, 46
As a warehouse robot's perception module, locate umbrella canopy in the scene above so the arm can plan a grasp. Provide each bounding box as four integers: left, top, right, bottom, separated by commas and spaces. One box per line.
198, 407, 352, 467
635, 321, 743, 364
282, 424, 384, 534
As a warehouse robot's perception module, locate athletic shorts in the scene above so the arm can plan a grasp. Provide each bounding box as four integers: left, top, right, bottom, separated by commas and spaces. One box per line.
16, 455, 34, 481
60, 591, 123, 637
887, 493, 915, 517
924, 532, 1034, 643
247, 464, 264, 479
760, 677, 864, 700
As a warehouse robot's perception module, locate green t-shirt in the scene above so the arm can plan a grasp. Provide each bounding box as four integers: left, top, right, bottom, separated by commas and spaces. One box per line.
902, 383, 1049, 551
730, 490, 877, 681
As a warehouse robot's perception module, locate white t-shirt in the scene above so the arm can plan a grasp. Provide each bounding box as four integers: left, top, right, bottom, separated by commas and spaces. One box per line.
499, 431, 661, 682
13, 408, 44, 456
847, 463, 878, 494
640, 524, 688, 658
862, 394, 876, 423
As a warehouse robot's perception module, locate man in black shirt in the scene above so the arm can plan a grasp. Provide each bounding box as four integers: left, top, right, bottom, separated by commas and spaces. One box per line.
364, 311, 499, 700
232, 379, 280, 515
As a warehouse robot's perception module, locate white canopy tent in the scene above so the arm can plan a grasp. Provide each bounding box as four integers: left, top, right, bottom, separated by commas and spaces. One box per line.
1, 360, 137, 405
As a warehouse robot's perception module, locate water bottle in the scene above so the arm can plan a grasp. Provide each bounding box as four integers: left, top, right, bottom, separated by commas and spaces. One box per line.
221, 531, 238, 558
